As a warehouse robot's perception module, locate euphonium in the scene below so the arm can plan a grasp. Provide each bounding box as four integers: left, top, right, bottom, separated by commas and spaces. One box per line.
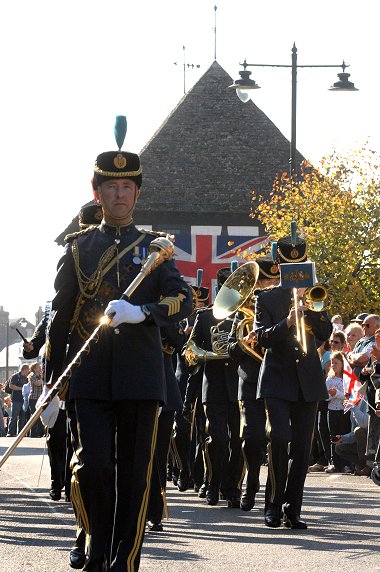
303, 283, 330, 312
213, 261, 262, 361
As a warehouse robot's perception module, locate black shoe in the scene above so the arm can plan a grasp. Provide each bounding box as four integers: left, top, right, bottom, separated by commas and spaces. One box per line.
227, 495, 240, 508
283, 513, 308, 529
49, 488, 61, 501
206, 485, 219, 506
69, 546, 86, 569
147, 520, 163, 532
264, 504, 283, 528
240, 491, 255, 511
198, 482, 208, 498
194, 484, 200, 493
177, 477, 189, 492
225, 489, 241, 508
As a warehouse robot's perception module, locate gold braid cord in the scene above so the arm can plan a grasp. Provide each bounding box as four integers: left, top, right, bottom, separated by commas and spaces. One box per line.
70, 239, 117, 329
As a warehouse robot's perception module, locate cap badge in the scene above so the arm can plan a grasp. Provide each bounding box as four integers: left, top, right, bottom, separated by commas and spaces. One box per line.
114, 153, 127, 169
290, 248, 299, 259
270, 264, 278, 274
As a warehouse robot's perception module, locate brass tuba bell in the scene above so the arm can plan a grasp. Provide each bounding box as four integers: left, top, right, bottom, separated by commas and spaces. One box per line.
213, 261, 262, 361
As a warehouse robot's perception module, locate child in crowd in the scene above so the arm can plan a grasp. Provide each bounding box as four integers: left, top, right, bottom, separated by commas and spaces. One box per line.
325, 351, 350, 473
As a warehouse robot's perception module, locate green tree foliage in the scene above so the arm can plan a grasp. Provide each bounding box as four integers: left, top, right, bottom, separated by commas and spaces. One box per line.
250, 144, 380, 321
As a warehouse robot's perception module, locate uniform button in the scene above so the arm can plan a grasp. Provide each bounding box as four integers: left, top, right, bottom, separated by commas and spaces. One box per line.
114, 328, 120, 335
224, 362, 229, 366
295, 359, 300, 363
295, 347, 299, 351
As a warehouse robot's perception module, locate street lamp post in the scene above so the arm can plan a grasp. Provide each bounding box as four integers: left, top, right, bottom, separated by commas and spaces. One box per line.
229, 43, 358, 176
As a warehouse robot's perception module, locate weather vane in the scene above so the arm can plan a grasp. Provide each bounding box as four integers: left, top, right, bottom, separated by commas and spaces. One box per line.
174, 45, 200, 94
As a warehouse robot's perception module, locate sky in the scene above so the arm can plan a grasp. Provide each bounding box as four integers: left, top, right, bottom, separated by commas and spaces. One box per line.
1, 0, 379, 324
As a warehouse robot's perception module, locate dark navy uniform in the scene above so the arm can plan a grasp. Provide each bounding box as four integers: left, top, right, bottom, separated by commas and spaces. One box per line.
147, 323, 184, 528
254, 286, 332, 519
47, 221, 192, 570
228, 309, 266, 509
191, 307, 243, 505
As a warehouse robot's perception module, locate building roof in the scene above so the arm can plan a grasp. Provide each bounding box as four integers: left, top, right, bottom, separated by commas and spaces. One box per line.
135, 60, 303, 218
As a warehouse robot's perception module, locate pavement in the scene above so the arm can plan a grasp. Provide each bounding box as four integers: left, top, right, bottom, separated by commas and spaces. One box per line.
0, 436, 379, 572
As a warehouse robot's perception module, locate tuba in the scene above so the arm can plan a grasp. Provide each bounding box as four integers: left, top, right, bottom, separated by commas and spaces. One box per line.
213, 261, 262, 361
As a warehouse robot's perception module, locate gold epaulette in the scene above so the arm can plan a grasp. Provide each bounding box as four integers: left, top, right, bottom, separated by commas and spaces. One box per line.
137, 228, 175, 242
64, 225, 98, 243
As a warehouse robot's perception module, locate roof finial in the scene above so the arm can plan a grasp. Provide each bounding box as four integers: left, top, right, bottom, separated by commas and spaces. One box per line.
214, 5, 217, 61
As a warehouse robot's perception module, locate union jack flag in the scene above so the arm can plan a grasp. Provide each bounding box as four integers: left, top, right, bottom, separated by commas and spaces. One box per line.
343, 355, 364, 413
174, 232, 268, 296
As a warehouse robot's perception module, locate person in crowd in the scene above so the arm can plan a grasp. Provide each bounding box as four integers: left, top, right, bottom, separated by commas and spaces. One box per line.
45, 119, 192, 571
347, 314, 380, 378
334, 397, 369, 475
26, 362, 44, 437
0, 382, 8, 436
361, 329, 380, 476
254, 232, 332, 529
324, 351, 351, 473
309, 333, 346, 473
331, 314, 344, 331
344, 323, 364, 353
350, 313, 369, 326
6, 364, 30, 437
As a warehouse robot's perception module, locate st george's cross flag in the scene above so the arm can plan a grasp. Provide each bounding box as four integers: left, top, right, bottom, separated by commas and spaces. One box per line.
342, 354, 364, 412
174, 233, 268, 297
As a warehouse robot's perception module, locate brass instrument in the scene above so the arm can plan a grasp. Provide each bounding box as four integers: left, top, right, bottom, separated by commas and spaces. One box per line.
304, 283, 330, 312
213, 261, 262, 361
0, 236, 174, 469
183, 324, 229, 367
293, 283, 331, 354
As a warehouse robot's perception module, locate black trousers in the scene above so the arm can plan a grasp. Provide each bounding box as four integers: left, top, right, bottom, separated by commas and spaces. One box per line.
147, 410, 175, 523
265, 398, 317, 516
204, 401, 243, 492
74, 399, 159, 572
47, 408, 67, 489
241, 399, 267, 492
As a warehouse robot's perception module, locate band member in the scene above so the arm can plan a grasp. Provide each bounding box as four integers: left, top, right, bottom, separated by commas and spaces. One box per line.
186, 268, 243, 507
228, 256, 280, 511
45, 118, 192, 571
172, 284, 209, 493
254, 233, 332, 529
146, 323, 185, 532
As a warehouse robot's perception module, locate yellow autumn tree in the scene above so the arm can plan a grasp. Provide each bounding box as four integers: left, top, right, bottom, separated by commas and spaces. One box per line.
249, 144, 380, 321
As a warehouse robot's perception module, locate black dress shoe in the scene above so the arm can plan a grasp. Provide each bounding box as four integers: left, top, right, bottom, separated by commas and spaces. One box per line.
49, 489, 61, 501
206, 485, 219, 506
198, 482, 208, 498
264, 505, 283, 528
69, 546, 86, 569
225, 489, 241, 508
283, 513, 308, 529
240, 491, 255, 511
147, 520, 163, 531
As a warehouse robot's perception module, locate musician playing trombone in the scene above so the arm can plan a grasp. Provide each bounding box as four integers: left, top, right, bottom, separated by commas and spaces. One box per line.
254, 230, 332, 530
45, 121, 192, 571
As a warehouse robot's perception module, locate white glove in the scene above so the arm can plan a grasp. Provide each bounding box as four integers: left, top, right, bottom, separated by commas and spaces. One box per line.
105, 299, 146, 327
36, 386, 60, 428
